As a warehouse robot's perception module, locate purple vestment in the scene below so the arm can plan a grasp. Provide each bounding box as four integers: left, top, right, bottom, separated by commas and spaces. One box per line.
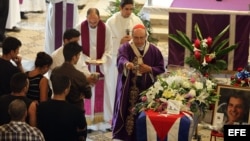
112, 42, 165, 140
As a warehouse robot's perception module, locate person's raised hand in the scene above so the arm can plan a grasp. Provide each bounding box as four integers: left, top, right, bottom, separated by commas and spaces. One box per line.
120, 35, 131, 44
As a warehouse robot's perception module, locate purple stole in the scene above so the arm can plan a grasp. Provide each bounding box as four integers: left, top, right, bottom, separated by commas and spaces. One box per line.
19, 0, 23, 4
54, 2, 74, 50
81, 21, 105, 117
81, 20, 106, 76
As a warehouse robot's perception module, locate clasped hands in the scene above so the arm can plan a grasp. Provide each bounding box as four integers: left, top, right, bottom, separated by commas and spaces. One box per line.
12, 56, 22, 66
87, 74, 99, 85
125, 62, 152, 73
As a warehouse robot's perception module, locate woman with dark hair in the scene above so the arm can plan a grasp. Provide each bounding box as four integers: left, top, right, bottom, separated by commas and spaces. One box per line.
26, 52, 53, 102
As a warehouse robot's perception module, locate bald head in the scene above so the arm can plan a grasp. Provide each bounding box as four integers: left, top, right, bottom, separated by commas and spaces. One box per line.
8, 99, 27, 121
87, 8, 100, 28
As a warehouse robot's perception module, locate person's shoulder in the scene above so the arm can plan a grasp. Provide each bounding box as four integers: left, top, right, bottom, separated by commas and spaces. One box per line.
0, 94, 13, 103
131, 13, 141, 19
106, 12, 120, 23
0, 94, 10, 99
119, 42, 131, 51
0, 58, 12, 66
75, 68, 86, 78
0, 123, 9, 131
27, 124, 44, 137
51, 46, 63, 56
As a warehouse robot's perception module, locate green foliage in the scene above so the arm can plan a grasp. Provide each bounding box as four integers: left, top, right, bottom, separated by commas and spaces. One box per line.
168, 23, 238, 75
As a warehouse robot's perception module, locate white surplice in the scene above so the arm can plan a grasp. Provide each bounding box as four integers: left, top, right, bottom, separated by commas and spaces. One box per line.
76, 22, 113, 124
20, 0, 46, 12
105, 12, 143, 122
5, 0, 21, 29
44, 0, 78, 55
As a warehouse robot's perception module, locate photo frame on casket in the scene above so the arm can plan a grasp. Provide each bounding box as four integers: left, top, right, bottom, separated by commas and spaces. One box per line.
212, 84, 250, 127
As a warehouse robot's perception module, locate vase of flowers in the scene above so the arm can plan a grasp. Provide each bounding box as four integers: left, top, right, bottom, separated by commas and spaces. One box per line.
133, 67, 219, 116
231, 65, 250, 87
168, 23, 238, 77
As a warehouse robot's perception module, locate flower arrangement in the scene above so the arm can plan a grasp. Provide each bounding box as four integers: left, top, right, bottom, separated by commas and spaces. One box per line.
134, 67, 219, 115
230, 65, 250, 87
168, 23, 238, 77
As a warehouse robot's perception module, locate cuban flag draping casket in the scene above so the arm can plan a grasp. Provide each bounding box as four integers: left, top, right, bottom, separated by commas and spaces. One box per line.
168, 0, 250, 70
136, 110, 194, 141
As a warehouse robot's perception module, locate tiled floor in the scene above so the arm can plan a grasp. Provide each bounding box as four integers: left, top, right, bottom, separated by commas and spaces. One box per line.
6, 12, 45, 61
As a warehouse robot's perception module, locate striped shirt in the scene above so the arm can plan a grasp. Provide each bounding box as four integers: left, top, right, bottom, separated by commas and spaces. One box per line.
26, 73, 52, 102
0, 121, 45, 141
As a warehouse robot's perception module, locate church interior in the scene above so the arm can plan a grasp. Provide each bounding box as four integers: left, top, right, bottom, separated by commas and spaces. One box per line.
1, 0, 250, 141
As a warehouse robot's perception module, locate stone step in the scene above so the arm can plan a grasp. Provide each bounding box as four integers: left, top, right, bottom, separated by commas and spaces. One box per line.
151, 25, 168, 41
150, 14, 168, 26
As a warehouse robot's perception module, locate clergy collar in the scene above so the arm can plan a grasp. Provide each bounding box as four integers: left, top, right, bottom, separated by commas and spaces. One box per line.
137, 42, 146, 51
88, 25, 97, 30
138, 46, 145, 51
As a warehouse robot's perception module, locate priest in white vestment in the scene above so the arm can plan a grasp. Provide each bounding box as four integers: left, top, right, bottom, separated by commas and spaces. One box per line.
76, 8, 112, 129
105, 0, 143, 126
45, 0, 79, 55
5, 0, 21, 30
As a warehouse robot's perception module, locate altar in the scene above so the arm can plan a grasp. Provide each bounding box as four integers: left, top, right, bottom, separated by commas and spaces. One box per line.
136, 110, 194, 141
168, 0, 250, 70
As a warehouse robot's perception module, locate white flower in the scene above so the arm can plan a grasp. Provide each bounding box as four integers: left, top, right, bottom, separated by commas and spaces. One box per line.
187, 89, 196, 97
193, 47, 200, 52
134, 67, 218, 114
206, 79, 215, 90
146, 91, 155, 103
194, 81, 203, 89
201, 40, 208, 48
209, 52, 216, 59
202, 58, 208, 66
182, 80, 191, 88
153, 81, 163, 93
166, 76, 182, 88
196, 91, 209, 103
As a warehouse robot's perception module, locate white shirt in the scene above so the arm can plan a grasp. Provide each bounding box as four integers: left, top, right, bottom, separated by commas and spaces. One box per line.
105, 12, 143, 55
50, 46, 91, 77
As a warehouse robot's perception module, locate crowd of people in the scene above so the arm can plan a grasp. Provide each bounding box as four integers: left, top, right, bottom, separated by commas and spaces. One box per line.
0, 0, 167, 141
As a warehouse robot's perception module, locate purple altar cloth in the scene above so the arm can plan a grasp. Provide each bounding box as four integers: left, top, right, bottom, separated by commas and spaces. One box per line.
168, 0, 250, 70
170, 0, 249, 11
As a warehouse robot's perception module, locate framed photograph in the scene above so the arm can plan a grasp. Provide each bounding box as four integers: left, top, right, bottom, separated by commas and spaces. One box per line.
213, 84, 250, 126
